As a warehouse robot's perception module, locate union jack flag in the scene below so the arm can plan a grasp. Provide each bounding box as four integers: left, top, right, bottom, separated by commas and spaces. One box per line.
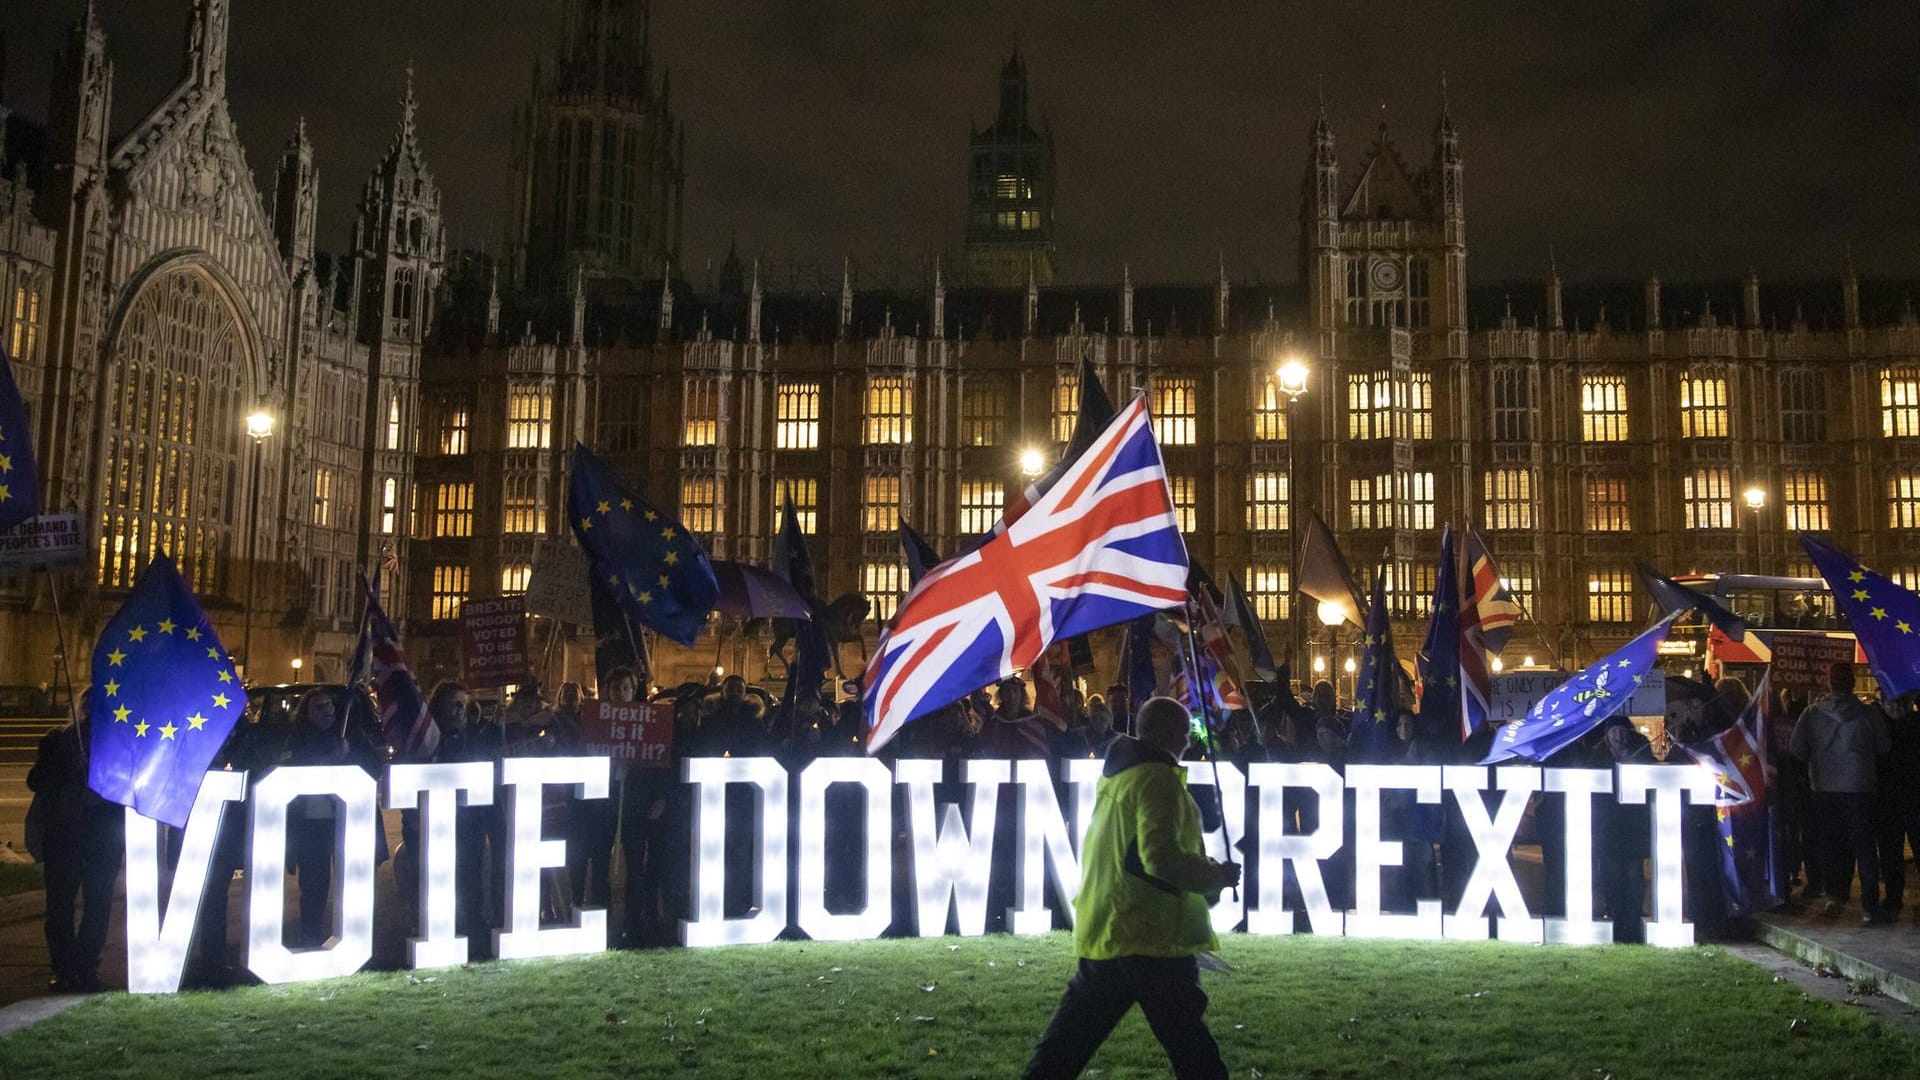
1463, 525, 1522, 651
1679, 674, 1782, 915
1459, 524, 1519, 740
863, 394, 1188, 752
363, 580, 437, 760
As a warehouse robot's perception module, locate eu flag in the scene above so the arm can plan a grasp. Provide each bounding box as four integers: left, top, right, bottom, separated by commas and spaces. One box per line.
774, 488, 830, 703
1350, 572, 1400, 763
567, 444, 719, 647
0, 344, 42, 533
1418, 525, 1463, 740
1481, 614, 1676, 765
1636, 560, 1748, 642
87, 555, 244, 828
1802, 535, 1920, 699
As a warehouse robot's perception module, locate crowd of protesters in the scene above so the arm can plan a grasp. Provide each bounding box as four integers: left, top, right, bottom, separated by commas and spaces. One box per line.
24, 646, 1920, 992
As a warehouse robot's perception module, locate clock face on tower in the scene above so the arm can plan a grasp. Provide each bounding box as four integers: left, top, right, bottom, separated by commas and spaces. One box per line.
1369, 257, 1404, 293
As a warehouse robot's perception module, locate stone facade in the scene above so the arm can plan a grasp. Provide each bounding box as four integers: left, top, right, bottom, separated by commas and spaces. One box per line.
0, 1, 436, 687
3, 4, 1917, 698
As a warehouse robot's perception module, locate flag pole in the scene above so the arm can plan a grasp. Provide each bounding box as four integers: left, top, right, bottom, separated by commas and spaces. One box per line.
1180, 599, 1239, 901
43, 564, 81, 753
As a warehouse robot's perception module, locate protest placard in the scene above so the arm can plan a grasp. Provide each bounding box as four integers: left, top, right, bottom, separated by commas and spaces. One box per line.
459, 596, 530, 688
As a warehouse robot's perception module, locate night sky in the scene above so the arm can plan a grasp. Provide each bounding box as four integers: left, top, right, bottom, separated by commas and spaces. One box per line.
4, 1, 1917, 287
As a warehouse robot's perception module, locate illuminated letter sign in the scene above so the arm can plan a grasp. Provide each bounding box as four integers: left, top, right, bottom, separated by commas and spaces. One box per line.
246, 765, 380, 984
1618, 763, 1716, 948
125, 770, 246, 994
496, 756, 611, 960
1442, 765, 1540, 943
118, 758, 1722, 995
387, 761, 496, 968
1346, 764, 1443, 940
1246, 762, 1346, 936
1543, 768, 1614, 945
898, 759, 1007, 936
796, 757, 894, 942
681, 756, 789, 947
1007, 758, 1087, 935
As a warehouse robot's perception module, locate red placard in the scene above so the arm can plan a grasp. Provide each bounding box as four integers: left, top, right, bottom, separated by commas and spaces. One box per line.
458, 596, 530, 688
581, 700, 675, 767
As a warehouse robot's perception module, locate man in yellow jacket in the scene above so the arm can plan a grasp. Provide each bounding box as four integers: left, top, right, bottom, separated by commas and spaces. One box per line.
1023, 696, 1241, 1080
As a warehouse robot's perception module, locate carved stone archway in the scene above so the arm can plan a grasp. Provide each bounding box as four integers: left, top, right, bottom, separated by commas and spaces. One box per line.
96, 258, 263, 599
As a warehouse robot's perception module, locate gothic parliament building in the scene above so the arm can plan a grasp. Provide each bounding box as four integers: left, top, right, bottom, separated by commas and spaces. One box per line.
3, 0, 1918, 691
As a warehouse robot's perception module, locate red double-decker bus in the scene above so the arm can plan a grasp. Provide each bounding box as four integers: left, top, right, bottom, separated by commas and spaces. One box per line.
1664, 573, 1866, 687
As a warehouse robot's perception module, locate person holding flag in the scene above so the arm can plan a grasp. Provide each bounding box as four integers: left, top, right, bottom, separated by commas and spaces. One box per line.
28, 695, 122, 992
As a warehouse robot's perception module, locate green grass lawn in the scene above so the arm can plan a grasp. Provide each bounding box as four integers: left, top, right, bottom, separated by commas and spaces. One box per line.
4, 934, 1915, 1079
0, 862, 41, 898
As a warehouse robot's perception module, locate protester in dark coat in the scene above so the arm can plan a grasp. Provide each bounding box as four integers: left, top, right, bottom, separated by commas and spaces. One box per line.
27, 701, 123, 992
1872, 695, 1920, 916
1790, 662, 1893, 923
285, 689, 351, 948
1598, 721, 1656, 943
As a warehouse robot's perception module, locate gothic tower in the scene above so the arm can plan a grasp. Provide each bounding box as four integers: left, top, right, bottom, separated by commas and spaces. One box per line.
272, 118, 317, 281
508, 0, 684, 292
39, 0, 113, 511
965, 50, 1055, 287
352, 68, 443, 595
1300, 104, 1467, 343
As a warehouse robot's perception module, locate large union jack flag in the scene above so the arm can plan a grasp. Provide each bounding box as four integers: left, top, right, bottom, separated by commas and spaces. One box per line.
362, 580, 437, 760
863, 394, 1188, 752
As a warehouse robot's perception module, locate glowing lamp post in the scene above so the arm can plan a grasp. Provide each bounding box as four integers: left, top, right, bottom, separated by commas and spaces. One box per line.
1019, 447, 1045, 478
1743, 486, 1767, 574
242, 409, 276, 680
1278, 356, 1311, 677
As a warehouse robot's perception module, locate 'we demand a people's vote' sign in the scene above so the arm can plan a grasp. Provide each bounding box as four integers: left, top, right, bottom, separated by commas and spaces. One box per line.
123, 755, 1716, 993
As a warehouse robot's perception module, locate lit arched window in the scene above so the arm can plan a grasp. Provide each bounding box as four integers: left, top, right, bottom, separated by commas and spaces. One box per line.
99, 267, 248, 595
387, 395, 403, 450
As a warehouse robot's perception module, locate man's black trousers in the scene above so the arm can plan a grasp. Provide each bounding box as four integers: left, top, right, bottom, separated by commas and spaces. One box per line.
1023, 955, 1227, 1080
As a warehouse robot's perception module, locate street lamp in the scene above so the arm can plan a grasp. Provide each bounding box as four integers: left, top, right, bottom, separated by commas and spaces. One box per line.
1743, 485, 1767, 574
1276, 356, 1310, 680
1019, 447, 1045, 478
242, 409, 276, 681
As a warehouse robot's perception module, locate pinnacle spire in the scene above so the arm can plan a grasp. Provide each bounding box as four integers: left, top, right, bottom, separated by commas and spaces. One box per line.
401, 61, 418, 141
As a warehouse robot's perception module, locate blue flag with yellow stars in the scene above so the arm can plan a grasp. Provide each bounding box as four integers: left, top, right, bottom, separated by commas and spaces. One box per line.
87, 555, 244, 828
1802, 535, 1920, 699
0, 344, 42, 533
1350, 571, 1401, 763
567, 444, 718, 647
1418, 525, 1463, 740
1481, 614, 1677, 765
